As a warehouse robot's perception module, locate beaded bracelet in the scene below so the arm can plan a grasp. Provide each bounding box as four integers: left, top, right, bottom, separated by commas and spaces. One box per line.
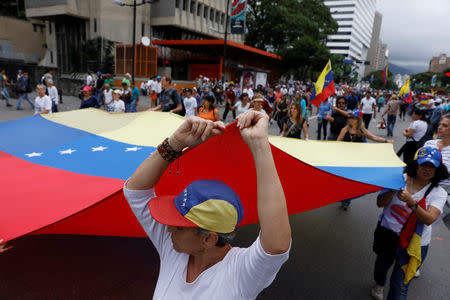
157, 137, 183, 163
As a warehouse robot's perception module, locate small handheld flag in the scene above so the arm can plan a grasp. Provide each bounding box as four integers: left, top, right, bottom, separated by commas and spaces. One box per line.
310, 60, 336, 106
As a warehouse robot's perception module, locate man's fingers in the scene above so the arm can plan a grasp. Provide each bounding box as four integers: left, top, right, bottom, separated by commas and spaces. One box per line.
194, 121, 207, 138
190, 119, 200, 135
213, 121, 226, 131
201, 122, 214, 141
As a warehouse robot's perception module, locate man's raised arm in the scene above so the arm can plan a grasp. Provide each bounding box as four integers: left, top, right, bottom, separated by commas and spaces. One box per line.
237, 111, 292, 254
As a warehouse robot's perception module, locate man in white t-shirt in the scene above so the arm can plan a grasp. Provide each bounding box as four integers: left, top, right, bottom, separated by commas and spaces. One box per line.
124, 111, 291, 300
359, 91, 376, 129
34, 84, 52, 115
183, 88, 197, 118
86, 72, 93, 86
243, 85, 254, 100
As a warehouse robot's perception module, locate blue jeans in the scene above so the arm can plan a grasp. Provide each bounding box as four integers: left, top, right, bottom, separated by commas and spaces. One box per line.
387, 245, 429, 300
2, 87, 10, 105
317, 118, 328, 140
17, 93, 34, 109
387, 115, 396, 136
125, 100, 137, 112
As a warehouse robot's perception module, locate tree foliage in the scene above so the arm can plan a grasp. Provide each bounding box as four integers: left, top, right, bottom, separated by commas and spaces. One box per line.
246, 0, 338, 79
363, 70, 397, 90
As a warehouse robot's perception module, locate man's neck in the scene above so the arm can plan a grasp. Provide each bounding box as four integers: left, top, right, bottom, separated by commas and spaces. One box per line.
186, 244, 231, 283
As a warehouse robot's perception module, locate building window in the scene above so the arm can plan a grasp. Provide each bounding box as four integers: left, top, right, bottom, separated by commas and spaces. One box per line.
182, 0, 187, 11
221, 13, 225, 25
94, 18, 97, 33
215, 11, 220, 23
190, 1, 195, 14
33, 24, 37, 32
50, 51, 54, 64
175, 0, 180, 8
210, 8, 214, 21
48, 22, 52, 35
197, 3, 202, 17
204, 5, 208, 19
141, 23, 145, 36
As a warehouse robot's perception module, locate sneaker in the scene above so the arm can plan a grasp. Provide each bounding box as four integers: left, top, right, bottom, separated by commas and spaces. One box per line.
370, 285, 384, 300
6, 103, 12, 107
414, 269, 420, 278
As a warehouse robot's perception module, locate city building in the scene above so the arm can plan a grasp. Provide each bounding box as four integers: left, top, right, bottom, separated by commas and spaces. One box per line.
374, 42, 387, 71
23, 0, 244, 74
324, 0, 377, 79
429, 54, 450, 73
364, 11, 381, 76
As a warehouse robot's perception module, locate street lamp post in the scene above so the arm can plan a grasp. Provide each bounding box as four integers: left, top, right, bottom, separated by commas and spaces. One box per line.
222, 0, 230, 85
113, 0, 152, 85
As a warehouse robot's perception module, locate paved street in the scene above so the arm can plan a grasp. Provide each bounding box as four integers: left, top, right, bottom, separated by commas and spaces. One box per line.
0, 94, 449, 299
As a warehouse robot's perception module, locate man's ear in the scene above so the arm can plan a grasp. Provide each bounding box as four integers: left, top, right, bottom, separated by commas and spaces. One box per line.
204, 231, 219, 248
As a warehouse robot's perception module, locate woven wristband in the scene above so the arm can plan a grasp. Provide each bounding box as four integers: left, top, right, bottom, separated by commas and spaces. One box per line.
157, 137, 182, 163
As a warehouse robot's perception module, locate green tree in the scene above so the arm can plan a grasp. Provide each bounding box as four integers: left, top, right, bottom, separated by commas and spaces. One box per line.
246, 0, 337, 79
363, 70, 397, 90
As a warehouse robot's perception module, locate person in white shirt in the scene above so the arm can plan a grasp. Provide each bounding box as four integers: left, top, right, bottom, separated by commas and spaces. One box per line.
111, 89, 125, 113
183, 88, 197, 118
34, 84, 52, 115
243, 85, 254, 100
140, 81, 148, 96
124, 111, 291, 300
359, 91, 376, 129
280, 85, 288, 96
86, 72, 93, 86
398, 109, 428, 163
233, 93, 251, 116
46, 79, 59, 113
103, 84, 114, 112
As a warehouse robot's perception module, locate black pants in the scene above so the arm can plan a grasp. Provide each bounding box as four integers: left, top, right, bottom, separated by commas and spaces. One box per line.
397, 141, 421, 163
363, 113, 372, 129
222, 102, 236, 120
399, 104, 407, 119
317, 118, 328, 140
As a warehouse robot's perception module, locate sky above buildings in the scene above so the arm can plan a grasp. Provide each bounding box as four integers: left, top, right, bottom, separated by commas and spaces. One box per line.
377, 0, 450, 73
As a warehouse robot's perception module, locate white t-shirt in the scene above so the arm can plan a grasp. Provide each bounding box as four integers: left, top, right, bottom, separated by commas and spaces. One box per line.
424, 139, 450, 185
86, 75, 93, 86
379, 177, 447, 246
48, 86, 59, 105
111, 99, 125, 112
183, 96, 197, 118
34, 95, 52, 114
103, 89, 113, 107
156, 82, 162, 94
235, 101, 250, 116
406, 120, 427, 142
123, 185, 290, 300
360, 97, 376, 114
243, 88, 254, 100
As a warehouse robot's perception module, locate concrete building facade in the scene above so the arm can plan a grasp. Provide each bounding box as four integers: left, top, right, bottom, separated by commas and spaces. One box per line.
364, 11, 381, 76
374, 42, 387, 71
429, 54, 450, 73
324, 0, 377, 79
23, 0, 241, 73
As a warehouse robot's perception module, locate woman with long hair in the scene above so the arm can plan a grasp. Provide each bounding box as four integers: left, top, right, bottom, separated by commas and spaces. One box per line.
370, 147, 448, 300
198, 94, 220, 121
338, 109, 393, 210
281, 103, 309, 140
232, 93, 251, 116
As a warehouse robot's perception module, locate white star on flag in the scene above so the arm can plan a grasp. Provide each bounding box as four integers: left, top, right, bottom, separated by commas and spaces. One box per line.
25, 152, 43, 157
125, 147, 142, 152
59, 149, 76, 155
92, 146, 108, 152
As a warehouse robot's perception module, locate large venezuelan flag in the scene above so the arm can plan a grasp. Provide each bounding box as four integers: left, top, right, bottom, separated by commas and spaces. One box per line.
0, 109, 405, 243
382, 61, 388, 85
310, 60, 336, 106
399, 77, 413, 103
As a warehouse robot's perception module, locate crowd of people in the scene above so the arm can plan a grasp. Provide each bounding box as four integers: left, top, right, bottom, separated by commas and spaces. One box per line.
1, 68, 450, 300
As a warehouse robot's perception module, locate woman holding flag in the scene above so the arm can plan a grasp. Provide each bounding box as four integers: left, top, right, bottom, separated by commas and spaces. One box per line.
370, 146, 448, 300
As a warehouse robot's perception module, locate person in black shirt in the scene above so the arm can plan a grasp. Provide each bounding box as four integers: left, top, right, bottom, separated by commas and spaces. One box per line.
275, 94, 289, 132
149, 76, 182, 114
327, 96, 349, 140
281, 103, 309, 140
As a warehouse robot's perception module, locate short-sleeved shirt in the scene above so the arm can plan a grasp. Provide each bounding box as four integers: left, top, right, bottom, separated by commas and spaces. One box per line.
406, 120, 427, 142
111, 100, 125, 112
131, 86, 140, 101
379, 177, 447, 245
318, 101, 331, 119
329, 110, 348, 135
160, 88, 181, 112
360, 97, 376, 114
424, 139, 450, 185
123, 185, 290, 300
235, 101, 250, 116
34, 95, 52, 114
183, 96, 197, 118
